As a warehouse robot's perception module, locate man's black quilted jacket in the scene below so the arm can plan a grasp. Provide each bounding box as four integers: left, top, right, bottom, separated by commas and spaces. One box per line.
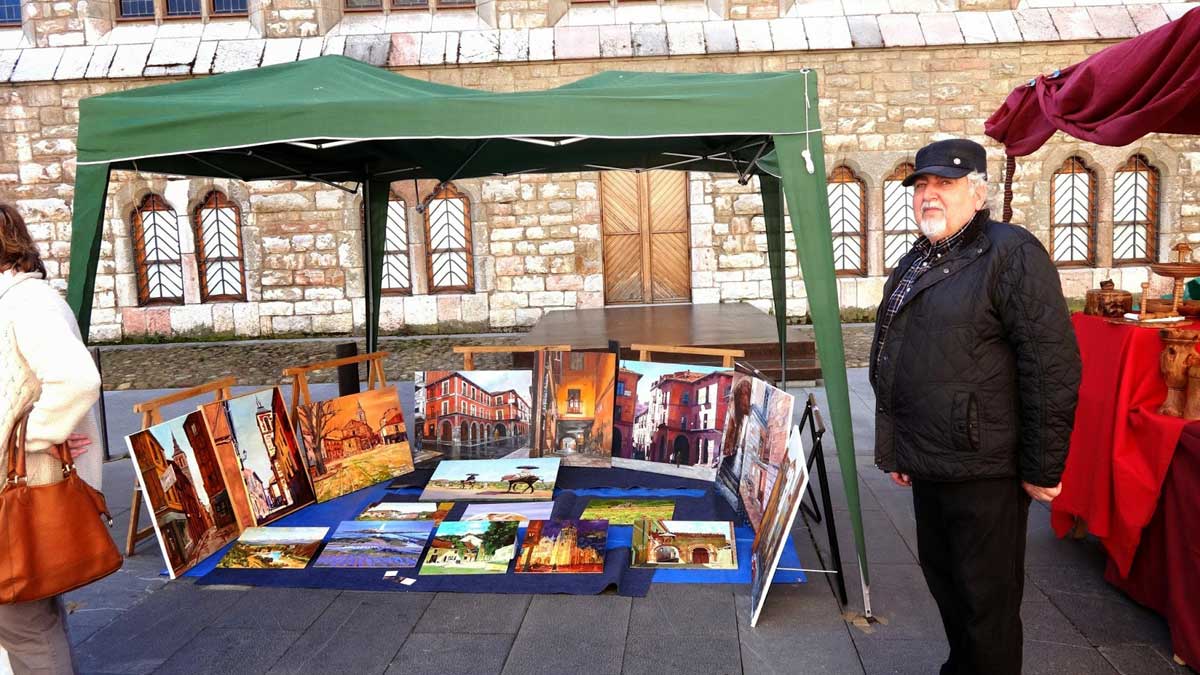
869, 211, 1082, 487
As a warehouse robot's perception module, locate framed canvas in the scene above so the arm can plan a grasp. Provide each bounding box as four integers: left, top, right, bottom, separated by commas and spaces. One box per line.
414, 370, 534, 462
612, 360, 735, 480
296, 387, 416, 502
461, 502, 555, 522
201, 388, 315, 528
216, 526, 329, 570
356, 501, 453, 523
420, 458, 560, 502
715, 374, 795, 526
125, 411, 241, 579
419, 521, 520, 575
313, 520, 436, 568
631, 520, 737, 570
579, 498, 676, 526
515, 520, 608, 574
529, 351, 618, 467
749, 426, 811, 627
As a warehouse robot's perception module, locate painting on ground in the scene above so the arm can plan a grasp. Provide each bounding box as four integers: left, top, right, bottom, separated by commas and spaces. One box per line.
529, 351, 618, 468
580, 498, 676, 526
515, 520, 608, 574
201, 388, 315, 528
612, 360, 735, 480
420, 458, 560, 502
356, 501, 453, 523
216, 526, 329, 570
414, 370, 533, 461
715, 374, 795, 525
461, 501, 555, 522
419, 521, 520, 575
313, 520, 436, 568
296, 387, 416, 502
631, 520, 738, 570
125, 411, 241, 579
750, 426, 810, 627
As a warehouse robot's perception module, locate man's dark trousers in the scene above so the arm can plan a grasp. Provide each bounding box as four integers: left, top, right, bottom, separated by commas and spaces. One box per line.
912, 477, 1032, 675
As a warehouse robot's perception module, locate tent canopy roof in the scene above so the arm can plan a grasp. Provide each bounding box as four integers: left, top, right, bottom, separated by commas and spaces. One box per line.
79, 55, 820, 182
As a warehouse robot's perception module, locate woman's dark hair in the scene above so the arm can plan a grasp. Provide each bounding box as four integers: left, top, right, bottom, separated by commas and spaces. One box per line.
0, 204, 46, 276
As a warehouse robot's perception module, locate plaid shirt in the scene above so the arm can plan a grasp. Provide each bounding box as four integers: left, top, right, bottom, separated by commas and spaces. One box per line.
874, 220, 977, 372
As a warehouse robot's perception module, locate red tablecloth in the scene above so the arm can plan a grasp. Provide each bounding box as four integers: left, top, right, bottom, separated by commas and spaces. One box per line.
1051, 314, 1190, 576
1106, 422, 1200, 666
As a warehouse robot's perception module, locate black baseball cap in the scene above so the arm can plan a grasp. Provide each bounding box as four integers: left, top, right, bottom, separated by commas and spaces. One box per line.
902, 139, 988, 187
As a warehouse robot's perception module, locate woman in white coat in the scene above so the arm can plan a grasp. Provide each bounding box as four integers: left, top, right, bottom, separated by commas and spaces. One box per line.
0, 204, 104, 675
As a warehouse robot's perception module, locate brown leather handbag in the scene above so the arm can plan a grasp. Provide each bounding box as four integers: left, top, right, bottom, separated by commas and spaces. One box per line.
0, 412, 123, 604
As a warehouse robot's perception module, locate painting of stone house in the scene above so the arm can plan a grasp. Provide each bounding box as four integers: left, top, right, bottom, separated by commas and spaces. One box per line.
419, 521, 519, 575
632, 519, 737, 570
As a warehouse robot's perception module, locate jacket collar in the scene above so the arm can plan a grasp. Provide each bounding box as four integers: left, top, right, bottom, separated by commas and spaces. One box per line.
0, 269, 43, 302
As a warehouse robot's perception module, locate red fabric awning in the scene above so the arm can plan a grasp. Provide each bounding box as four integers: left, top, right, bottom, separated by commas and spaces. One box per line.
985, 7, 1200, 157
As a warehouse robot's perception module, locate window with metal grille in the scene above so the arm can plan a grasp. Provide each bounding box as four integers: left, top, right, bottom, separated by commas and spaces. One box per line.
344, 0, 381, 9
211, 0, 247, 14
567, 389, 582, 414
1050, 157, 1096, 266
119, 0, 155, 17
883, 163, 919, 270
132, 194, 185, 306
383, 199, 412, 295
1113, 155, 1159, 264
193, 191, 246, 302
424, 183, 474, 293
827, 166, 867, 276
165, 0, 201, 16
0, 0, 20, 25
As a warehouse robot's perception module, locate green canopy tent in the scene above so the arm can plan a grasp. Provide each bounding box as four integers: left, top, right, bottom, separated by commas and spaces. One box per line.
65, 55, 872, 614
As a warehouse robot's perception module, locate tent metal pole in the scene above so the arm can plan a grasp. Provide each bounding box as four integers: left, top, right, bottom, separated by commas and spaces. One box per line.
184, 154, 247, 181
226, 150, 358, 193
361, 177, 377, 353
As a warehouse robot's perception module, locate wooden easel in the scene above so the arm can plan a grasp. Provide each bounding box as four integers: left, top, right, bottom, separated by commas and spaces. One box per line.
282, 350, 390, 415
126, 376, 237, 556
630, 342, 744, 367
453, 344, 572, 369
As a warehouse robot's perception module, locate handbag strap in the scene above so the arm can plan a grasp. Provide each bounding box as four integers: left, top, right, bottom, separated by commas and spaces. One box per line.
6, 410, 76, 487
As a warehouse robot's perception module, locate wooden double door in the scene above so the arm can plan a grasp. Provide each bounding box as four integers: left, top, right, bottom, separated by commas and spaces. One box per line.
600, 170, 691, 305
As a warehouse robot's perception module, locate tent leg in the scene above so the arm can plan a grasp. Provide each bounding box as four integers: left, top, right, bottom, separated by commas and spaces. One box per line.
65, 163, 113, 337
760, 173, 789, 388
362, 177, 389, 354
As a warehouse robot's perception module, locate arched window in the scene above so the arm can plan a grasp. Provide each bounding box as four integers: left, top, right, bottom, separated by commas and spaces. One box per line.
132, 194, 184, 306
193, 191, 246, 302
883, 163, 918, 271
1050, 157, 1096, 266
383, 197, 412, 295
826, 166, 866, 276
1113, 155, 1159, 264
424, 183, 474, 293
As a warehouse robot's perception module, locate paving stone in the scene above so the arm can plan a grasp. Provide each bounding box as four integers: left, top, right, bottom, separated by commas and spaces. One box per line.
323, 35, 347, 56
213, 587, 340, 631
389, 33, 422, 67
155, 627, 301, 675
528, 27, 554, 61
988, 10, 1023, 44
956, 11, 996, 44
733, 582, 861, 673
421, 32, 445, 66
0, 49, 19, 81
498, 28, 529, 62
444, 32, 460, 64
918, 12, 963, 45
106, 23, 159, 46
11, 47, 64, 83
261, 37, 301, 67
1013, 8, 1059, 42
54, 45, 93, 81
1049, 7, 1099, 40
1023, 639, 1119, 675
501, 596, 629, 675
768, 18, 807, 52
212, 39, 265, 74
877, 14, 925, 47
703, 21, 737, 54
203, 19, 255, 41
414, 593, 531, 634
805, 16, 853, 50
147, 37, 200, 67
0, 29, 26, 50
298, 36, 324, 61
1097, 644, 1186, 675
459, 30, 500, 64
387, 633, 513, 675
345, 34, 390, 66
1087, 6, 1137, 39
734, 19, 774, 52
191, 41, 218, 75
598, 25, 632, 58
855, 637, 949, 675
555, 25, 600, 60
628, 584, 738, 637
1020, 599, 1091, 648
144, 64, 193, 78
107, 44, 151, 79
631, 24, 667, 57
847, 15, 884, 48
666, 22, 705, 56
624, 634, 742, 675
1126, 4, 1170, 34
270, 592, 435, 675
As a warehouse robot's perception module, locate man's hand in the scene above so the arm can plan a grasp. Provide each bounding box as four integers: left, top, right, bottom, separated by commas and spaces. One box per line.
1022, 481, 1062, 503
66, 433, 93, 459
890, 472, 912, 488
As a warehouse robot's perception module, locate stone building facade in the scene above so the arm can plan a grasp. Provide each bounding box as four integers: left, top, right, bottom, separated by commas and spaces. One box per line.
1, 0, 1198, 342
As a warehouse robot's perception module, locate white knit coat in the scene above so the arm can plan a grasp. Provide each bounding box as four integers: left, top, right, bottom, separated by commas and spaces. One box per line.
0, 269, 102, 489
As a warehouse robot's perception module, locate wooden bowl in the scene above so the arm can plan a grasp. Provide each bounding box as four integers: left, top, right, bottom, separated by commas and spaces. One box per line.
1150, 263, 1200, 279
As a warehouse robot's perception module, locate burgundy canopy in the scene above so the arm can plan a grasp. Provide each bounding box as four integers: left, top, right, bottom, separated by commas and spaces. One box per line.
986, 7, 1200, 157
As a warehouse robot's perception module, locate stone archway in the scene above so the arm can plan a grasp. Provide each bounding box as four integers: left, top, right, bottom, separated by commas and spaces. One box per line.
470, 423, 479, 442
672, 435, 690, 466
654, 545, 680, 563
440, 420, 453, 441
495, 423, 507, 437
691, 547, 710, 564
459, 421, 469, 443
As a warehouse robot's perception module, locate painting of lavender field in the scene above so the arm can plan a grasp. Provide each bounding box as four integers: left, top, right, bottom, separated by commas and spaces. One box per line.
313, 521, 436, 568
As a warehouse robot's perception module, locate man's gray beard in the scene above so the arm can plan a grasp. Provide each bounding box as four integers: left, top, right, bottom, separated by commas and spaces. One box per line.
918, 215, 947, 240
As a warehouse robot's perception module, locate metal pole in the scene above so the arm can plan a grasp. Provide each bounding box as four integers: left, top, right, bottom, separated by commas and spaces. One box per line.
335, 342, 360, 396
91, 347, 111, 461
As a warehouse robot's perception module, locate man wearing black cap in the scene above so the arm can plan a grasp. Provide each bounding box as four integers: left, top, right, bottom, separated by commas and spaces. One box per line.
869, 138, 1081, 674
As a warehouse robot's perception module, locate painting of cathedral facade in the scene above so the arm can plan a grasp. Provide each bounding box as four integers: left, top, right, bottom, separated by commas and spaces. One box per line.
125, 411, 240, 578
414, 370, 533, 461
632, 520, 737, 570
516, 520, 607, 574
201, 388, 315, 526
297, 387, 416, 502
530, 351, 618, 468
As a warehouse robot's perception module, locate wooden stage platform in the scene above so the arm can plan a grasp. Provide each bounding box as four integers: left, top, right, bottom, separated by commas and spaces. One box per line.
516, 303, 821, 381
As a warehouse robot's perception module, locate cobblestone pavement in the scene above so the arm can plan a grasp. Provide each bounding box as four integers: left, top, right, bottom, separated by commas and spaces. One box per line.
95, 325, 875, 390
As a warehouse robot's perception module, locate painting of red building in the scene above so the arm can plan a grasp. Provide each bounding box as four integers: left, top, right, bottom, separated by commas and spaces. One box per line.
613, 368, 642, 460
415, 370, 533, 460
